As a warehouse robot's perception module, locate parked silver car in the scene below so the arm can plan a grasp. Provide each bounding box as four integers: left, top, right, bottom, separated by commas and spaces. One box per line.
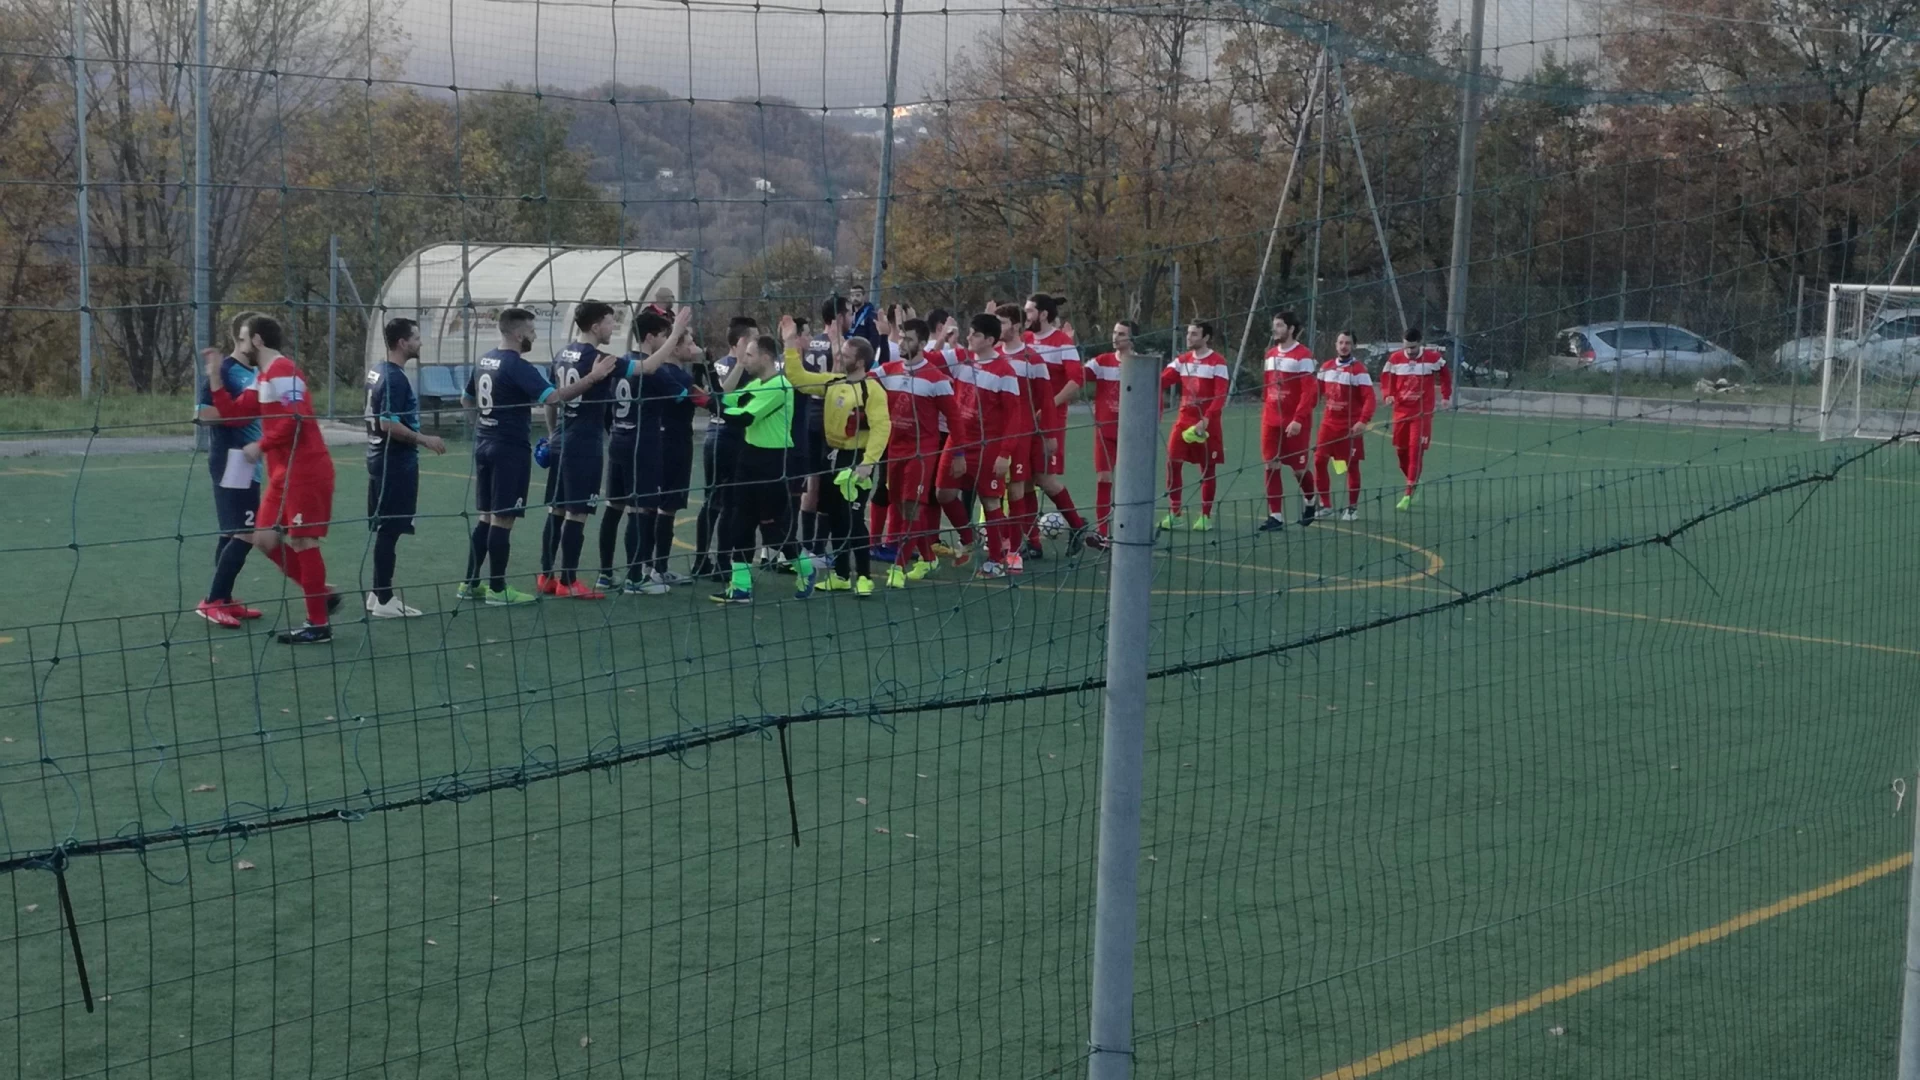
1773, 308, 1920, 375
1548, 323, 1745, 374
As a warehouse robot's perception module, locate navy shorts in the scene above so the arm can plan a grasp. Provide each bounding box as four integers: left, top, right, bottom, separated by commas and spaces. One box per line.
607, 436, 662, 511
657, 435, 694, 512
212, 482, 260, 535
474, 441, 531, 518
543, 445, 602, 512
367, 462, 419, 534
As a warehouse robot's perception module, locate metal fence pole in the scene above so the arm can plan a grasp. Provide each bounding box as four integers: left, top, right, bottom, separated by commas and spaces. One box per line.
1305, 47, 1329, 353
71, 0, 92, 399
1613, 268, 1626, 420
1228, 48, 1326, 391
1169, 260, 1181, 356
1334, 56, 1407, 333
1898, 761, 1920, 1080
866, 0, 906, 299
1444, 0, 1486, 411
191, 0, 210, 449
1085, 347, 1161, 1080
327, 234, 339, 418
1788, 274, 1804, 431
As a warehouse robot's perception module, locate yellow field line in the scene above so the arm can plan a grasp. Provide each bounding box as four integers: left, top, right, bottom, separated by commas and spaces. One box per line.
1491, 595, 1920, 660
1314, 852, 1913, 1080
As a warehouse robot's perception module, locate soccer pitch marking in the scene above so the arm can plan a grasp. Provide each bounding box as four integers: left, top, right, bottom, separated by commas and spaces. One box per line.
1311, 852, 1912, 1079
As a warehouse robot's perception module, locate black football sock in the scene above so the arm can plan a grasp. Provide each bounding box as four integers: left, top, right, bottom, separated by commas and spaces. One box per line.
539, 513, 560, 575
371, 529, 400, 604
623, 512, 645, 579
598, 506, 622, 578
466, 522, 490, 587
559, 518, 586, 585
694, 502, 716, 568
653, 512, 676, 575
205, 534, 251, 604
630, 511, 657, 578
486, 524, 512, 593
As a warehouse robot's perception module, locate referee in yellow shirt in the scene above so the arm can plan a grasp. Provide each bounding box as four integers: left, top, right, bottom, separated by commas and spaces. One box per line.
796, 334, 890, 596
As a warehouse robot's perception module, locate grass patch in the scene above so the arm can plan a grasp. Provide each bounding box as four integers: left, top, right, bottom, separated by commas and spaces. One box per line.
0, 393, 199, 439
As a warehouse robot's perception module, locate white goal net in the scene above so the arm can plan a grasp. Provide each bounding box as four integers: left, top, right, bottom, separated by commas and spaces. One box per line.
1819, 283, 1920, 440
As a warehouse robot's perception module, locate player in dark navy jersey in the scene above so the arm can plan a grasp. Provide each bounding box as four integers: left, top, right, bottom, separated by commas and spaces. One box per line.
194, 311, 269, 628
364, 318, 446, 618
690, 317, 757, 580
536, 301, 622, 599
645, 334, 703, 585
459, 307, 617, 605
597, 306, 694, 594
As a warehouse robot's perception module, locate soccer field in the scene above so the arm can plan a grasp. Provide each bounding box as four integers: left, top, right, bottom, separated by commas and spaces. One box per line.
2, 406, 1917, 1079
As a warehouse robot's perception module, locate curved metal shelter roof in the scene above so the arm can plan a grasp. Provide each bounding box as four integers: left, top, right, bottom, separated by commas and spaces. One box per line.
366, 243, 687, 370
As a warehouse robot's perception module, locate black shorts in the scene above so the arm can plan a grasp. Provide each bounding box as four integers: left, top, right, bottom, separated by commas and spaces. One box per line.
657, 434, 694, 511
704, 429, 740, 496
607, 436, 662, 511
474, 441, 532, 518
367, 462, 419, 534
212, 481, 261, 535
543, 443, 602, 512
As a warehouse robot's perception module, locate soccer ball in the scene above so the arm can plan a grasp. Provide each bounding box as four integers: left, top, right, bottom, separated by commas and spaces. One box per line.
1039, 511, 1069, 539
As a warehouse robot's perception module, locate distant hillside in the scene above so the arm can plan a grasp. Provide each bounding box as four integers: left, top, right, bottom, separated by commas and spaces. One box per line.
565, 84, 883, 284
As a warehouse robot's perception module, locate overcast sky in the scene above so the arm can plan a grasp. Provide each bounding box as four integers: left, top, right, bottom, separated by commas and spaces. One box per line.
392, 0, 1597, 108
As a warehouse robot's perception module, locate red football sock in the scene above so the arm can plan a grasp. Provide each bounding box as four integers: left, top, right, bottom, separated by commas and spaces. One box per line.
1014, 491, 1039, 544
883, 504, 905, 548
1165, 461, 1184, 514
1347, 461, 1363, 506
870, 500, 887, 545
1199, 464, 1218, 516
1095, 480, 1112, 535
940, 497, 975, 545
1293, 467, 1317, 507
1263, 468, 1285, 514
295, 547, 330, 625
1314, 459, 1333, 506
983, 504, 1012, 561
263, 543, 297, 578
1407, 445, 1425, 488
1046, 487, 1086, 529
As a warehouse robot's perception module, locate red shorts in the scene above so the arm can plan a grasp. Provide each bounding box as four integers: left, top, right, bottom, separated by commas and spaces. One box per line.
1167, 420, 1223, 466
1005, 434, 1035, 484
935, 441, 975, 491
1091, 423, 1119, 474
259, 461, 335, 538
1036, 426, 1066, 475
1260, 421, 1311, 468
1314, 428, 1366, 464
976, 440, 1010, 499
1391, 416, 1432, 451
887, 450, 936, 505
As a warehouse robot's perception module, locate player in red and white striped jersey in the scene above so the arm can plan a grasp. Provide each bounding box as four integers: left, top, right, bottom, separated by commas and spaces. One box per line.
1083, 320, 1133, 548
966, 313, 1029, 576
1312, 332, 1377, 521
996, 303, 1050, 557
875, 332, 964, 585
1021, 293, 1090, 552
1158, 322, 1229, 530
919, 320, 980, 566
205, 315, 339, 644
1378, 327, 1452, 509
1258, 311, 1320, 531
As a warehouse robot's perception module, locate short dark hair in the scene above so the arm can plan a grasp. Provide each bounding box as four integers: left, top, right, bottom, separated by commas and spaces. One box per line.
383, 317, 419, 351
820, 295, 849, 324
900, 318, 931, 340
1403, 326, 1423, 343
230, 311, 265, 339
1027, 292, 1060, 323
1275, 310, 1301, 331
843, 337, 875, 369
633, 311, 672, 342
1189, 320, 1215, 342
970, 313, 1001, 340
499, 308, 536, 336
926, 308, 951, 333
753, 334, 781, 360
574, 301, 616, 332
1337, 328, 1356, 339
243, 315, 284, 350
995, 302, 1022, 329
1117, 320, 1140, 336
728, 316, 759, 348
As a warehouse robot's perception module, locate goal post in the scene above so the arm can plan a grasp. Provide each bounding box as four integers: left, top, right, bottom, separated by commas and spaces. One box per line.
1820, 283, 1920, 441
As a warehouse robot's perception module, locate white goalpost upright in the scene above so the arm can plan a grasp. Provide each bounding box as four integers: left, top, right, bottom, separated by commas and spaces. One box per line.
1819, 282, 1920, 441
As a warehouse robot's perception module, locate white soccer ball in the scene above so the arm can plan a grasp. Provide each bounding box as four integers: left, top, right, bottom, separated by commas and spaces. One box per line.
1039, 511, 1068, 539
